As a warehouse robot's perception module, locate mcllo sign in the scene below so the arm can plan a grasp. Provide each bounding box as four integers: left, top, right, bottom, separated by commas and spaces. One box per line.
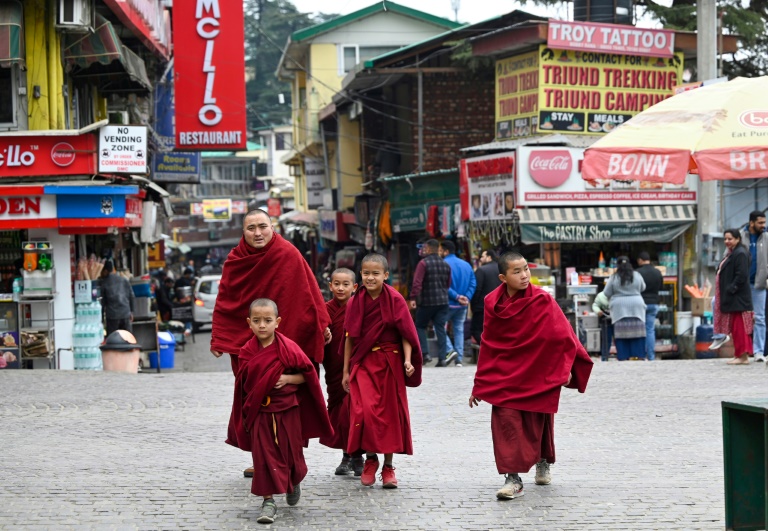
173, 0, 247, 150
0, 135, 96, 178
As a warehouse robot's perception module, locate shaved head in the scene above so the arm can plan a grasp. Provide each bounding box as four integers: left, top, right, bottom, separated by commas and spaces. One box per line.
249, 298, 278, 317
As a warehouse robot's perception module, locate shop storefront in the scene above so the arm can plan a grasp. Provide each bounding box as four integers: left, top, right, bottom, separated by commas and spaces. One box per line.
460, 145, 697, 355
0, 127, 169, 371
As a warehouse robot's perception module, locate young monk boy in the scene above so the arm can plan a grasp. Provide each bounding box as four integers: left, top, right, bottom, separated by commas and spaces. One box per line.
342, 253, 423, 488
227, 298, 333, 524
469, 252, 593, 500
320, 267, 365, 476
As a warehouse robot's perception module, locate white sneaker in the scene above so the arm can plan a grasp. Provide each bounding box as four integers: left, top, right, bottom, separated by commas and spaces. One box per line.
709, 335, 730, 350
535, 460, 551, 485
754, 353, 766, 362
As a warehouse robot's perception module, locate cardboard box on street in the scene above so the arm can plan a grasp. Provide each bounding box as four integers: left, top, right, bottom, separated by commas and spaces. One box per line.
691, 297, 713, 317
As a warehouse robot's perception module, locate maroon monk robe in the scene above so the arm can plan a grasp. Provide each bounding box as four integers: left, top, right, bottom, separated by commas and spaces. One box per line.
472, 284, 593, 474
226, 332, 333, 496
211, 234, 330, 366
344, 284, 422, 455
319, 298, 349, 450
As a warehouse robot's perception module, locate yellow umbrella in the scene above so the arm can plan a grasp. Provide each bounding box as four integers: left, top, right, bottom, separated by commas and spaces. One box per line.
582, 76, 768, 184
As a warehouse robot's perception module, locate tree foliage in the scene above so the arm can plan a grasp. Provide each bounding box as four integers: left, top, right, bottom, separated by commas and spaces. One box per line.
244, 0, 337, 129
520, 0, 768, 78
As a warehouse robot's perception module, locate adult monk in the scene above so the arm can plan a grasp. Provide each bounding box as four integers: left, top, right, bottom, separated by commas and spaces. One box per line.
469, 251, 593, 500
211, 209, 331, 478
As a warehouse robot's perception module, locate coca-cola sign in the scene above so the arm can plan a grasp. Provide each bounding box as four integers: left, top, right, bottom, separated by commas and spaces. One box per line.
0, 135, 96, 178
528, 150, 573, 188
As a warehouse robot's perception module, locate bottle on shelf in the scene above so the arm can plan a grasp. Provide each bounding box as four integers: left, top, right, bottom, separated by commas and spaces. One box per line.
598, 252, 606, 269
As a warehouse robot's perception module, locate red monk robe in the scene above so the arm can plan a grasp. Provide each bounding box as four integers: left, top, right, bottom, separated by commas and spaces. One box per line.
320, 298, 349, 449
211, 233, 330, 366
344, 284, 422, 455
226, 332, 333, 496
472, 283, 593, 473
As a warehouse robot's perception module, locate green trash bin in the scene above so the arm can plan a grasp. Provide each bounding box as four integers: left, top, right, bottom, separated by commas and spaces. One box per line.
722, 399, 768, 531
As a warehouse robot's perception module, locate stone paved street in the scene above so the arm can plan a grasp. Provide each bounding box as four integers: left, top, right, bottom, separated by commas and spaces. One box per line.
1, 352, 766, 530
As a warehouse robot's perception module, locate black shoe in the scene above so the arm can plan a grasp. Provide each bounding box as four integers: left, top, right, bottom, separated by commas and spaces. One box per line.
423, 355, 433, 363
335, 456, 352, 476
351, 456, 364, 476
435, 361, 447, 367
445, 351, 458, 365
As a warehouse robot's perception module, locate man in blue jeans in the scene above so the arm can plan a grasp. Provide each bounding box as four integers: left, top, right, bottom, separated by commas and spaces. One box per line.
636, 252, 663, 361
409, 239, 452, 366
740, 211, 768, 362
439, 241, 476, 367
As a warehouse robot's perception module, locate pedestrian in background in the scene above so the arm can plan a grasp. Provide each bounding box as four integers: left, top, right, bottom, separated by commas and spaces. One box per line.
636, 252, 664, 361
409, 239, 451, 366
592, 290, 612, 362
470, 249, 501, 345
439, 240, 476, 367
101, 261, 134, 335
716, 229, 754, 365
740, 211, 767, 362
603, 256, 646, 361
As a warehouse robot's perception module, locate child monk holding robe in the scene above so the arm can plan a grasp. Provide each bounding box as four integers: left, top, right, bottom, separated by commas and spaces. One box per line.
227, 299, 333, 524
469, 252, 593, 500
319, 267, 365, 476
342, 254, 423, 489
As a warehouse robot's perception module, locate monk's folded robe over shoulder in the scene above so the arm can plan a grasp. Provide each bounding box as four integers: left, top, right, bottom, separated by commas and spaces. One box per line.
226, 332, 333, 496
473, 284, 593, 473
344, 284, 422, 455
320, 298, 349, 450
211, 233, 330, 361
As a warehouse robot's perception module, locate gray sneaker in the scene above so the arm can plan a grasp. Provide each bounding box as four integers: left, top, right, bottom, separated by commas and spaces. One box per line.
445, 351, 458, 365
257, 499, 277, 524
286, 483, 301, 506
496, 474, 524, 500
535, 460, 551, 485
709, 335, 730, 350
754, 353, 766, 362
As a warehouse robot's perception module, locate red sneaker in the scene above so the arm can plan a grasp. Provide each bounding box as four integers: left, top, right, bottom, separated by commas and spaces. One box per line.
380, 465, 398, 489
360, 458, 379, 486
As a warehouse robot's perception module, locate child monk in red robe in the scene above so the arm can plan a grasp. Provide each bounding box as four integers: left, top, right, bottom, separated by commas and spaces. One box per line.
227, 298, 333, 524
342, 253, 422, 489
469, 252, 593, 500
319, 267, 365, 476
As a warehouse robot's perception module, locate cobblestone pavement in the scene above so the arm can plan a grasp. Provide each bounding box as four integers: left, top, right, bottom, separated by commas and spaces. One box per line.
1, 357, 766, 530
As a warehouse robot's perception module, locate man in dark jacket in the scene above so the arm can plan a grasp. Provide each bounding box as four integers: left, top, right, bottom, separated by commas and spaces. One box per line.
470, 249, 502, 345
740, 211, 768, 362
409, 239, 452, 366
101, 262, 135, 335
636, 252, 664, 361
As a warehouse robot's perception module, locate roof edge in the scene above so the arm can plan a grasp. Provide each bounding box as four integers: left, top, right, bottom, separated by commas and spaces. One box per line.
291, 1, 461, 43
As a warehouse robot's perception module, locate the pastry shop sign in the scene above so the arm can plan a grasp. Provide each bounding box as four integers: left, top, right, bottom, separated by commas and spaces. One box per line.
516, 146, 696, 206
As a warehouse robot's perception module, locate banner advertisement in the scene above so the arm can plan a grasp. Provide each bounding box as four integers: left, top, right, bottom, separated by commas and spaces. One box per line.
202, 198, 232, 221
0, 135, 96, 178
516, 146, 697, 206
304, 157, 327, 209
173, 0, 247, 150
231, 200, 248, 214
547, 21, 675, 58
538, 45, 683, 134
495, 51, 539, 140
390, 206, 426, 233
152, 64, 201, 183
462, 153, 515, 221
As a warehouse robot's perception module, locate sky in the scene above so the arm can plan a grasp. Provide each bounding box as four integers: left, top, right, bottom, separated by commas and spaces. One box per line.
289, 0, 570, 25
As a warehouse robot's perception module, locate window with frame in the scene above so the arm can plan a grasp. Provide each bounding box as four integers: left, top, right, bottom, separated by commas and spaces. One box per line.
275, 132, 292, 151
340, 45, 398, 74
0, 67, 17, 126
